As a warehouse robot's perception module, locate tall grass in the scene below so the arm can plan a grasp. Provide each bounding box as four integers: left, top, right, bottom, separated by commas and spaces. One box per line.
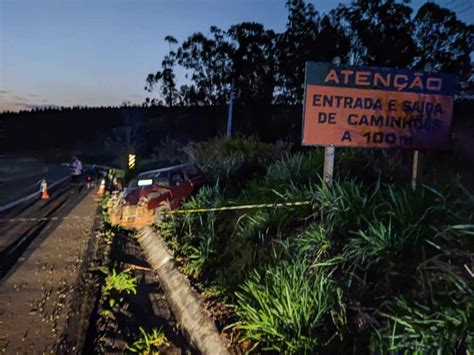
155, 139, 474, 353
160, 184, 227, 279
182, 136, 283, 191
371, 296, 474, 353
233, 261, 341, 353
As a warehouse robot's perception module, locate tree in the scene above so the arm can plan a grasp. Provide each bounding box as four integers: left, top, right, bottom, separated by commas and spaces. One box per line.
341, 0, 416, 68
275, 0, 320, 104
413, 2, 473, 82
145, 36, 179, 107
228, 22, 276, 106
177, 26, 233, 105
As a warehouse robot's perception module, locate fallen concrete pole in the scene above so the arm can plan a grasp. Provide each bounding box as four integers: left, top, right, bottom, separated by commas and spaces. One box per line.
136, 226, 229, 355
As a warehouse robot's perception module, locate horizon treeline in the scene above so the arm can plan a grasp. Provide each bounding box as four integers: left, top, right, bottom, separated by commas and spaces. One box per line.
144, 0, 473, 107
1, 0, 472, 161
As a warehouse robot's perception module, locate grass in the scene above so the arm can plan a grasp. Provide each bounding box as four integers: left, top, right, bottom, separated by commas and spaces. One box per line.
153, 137, 474, 353
127, 327, 171, 354
233, 261, 340, 353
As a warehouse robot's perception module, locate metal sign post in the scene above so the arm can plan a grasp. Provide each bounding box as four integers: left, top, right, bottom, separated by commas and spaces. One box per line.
322, 57, 340, 187
323, 145, 335, 186
411, 150, 419, 190
411, 64, 433, 190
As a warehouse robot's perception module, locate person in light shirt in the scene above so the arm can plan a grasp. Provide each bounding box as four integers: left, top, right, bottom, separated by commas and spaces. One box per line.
70, 155, 83, 193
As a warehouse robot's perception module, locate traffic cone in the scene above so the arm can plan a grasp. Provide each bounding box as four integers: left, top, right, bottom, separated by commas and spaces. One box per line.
97, 178, 106, 195
41, 178, 49, 200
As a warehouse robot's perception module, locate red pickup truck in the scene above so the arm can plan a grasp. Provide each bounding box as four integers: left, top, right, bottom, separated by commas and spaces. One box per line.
109, 163, 207, 228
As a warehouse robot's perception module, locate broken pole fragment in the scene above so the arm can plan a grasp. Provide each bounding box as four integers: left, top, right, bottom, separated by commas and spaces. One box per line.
136, 227, 229, 355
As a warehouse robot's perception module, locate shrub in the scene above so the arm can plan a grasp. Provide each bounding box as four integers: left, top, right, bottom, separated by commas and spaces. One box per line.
182, 136, 282, 190
234, 261, 341, 353
262, 150, 324, 188
371, 296, 474, 353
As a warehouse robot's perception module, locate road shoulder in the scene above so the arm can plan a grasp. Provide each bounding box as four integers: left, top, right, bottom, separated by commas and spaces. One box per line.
0, 191, 99, 353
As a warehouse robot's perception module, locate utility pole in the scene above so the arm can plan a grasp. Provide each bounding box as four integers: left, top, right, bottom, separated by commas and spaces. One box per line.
412, 63, 432, 189
226, 80, 234, 139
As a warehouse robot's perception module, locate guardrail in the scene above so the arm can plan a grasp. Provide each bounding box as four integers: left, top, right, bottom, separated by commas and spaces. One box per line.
61, 163, 125, 177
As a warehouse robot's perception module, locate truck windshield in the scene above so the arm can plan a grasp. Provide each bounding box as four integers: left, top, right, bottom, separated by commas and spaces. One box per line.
152, 176, 170, 186
138, 171, 170, 186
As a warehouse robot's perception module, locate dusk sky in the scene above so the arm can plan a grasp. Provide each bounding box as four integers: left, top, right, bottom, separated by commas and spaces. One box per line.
1, 0, 473, 112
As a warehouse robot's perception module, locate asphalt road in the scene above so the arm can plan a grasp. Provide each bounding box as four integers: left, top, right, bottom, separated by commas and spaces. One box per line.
0, 181, 96, 279
0, 157, 70, 207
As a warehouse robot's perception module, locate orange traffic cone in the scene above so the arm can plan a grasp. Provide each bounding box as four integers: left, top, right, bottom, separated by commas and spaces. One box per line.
97, 178, 106, 196
41, 178, 49, 200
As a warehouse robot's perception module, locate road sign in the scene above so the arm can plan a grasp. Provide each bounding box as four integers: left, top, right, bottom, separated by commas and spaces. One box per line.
128, 154, 136, 170
302, 62, 456, 149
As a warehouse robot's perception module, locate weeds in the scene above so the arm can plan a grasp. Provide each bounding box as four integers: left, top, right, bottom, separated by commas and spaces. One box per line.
127, 327, 171, 354
371, 297, 474, 353
233, 261, 341, 353
96, 229, 115, 245
100, 268, 137, 313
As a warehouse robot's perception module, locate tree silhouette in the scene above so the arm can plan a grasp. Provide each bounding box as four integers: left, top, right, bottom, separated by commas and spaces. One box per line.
340, 0, 416, 68
413, 2, 473, 83
228, 22, 276, 106
145, 36, 179, 106
144, 0, 471, 107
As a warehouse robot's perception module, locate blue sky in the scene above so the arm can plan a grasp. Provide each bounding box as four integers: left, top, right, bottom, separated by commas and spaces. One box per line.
0, 0, 472, 112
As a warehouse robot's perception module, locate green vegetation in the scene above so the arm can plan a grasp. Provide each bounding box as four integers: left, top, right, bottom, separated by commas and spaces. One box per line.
96, 229, 115, 245
93, 209, 176, 354
156, 137, 474, 353
101, 268, 137, 312
127, 327, 171, 354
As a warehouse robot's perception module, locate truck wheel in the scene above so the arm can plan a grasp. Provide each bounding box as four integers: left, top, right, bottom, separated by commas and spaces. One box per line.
155, 202, 171, 223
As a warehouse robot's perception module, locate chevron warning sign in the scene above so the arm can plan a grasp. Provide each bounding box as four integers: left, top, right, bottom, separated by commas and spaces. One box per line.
128, 154, 136, 170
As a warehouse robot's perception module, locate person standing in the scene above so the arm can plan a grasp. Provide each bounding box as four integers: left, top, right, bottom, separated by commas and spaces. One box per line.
70, 156, 83, 193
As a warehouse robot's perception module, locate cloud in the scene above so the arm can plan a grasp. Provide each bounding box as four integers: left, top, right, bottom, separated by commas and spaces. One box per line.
12, 95, 29, 102
0, 91, 56, 112
0, 100, 60, 113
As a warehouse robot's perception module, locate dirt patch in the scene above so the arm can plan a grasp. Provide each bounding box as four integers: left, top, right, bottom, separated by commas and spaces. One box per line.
86, 226, 190, 354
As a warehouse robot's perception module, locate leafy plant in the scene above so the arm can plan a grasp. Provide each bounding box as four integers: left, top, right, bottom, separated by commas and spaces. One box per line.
343, 221, 411, 268
127, 327, 171, 354
371, 296, 474, 353
103, 268, 137, 295
101, 268, 137, 311
233, 261, 342, 353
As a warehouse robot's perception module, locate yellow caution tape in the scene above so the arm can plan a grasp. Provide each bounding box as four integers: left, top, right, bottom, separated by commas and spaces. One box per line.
0, 201, 312, 222
166, 200, 312, 215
